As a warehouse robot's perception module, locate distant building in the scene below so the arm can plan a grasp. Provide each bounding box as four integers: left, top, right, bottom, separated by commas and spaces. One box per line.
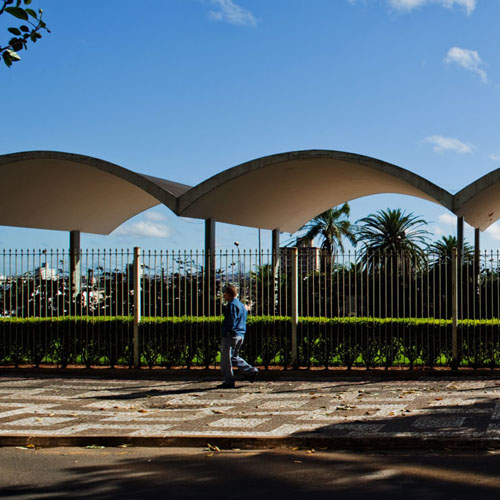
280, 237, 321, 275
37, 263, 57, 280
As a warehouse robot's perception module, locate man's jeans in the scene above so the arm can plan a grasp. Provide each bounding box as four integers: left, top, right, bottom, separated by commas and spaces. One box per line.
220, 334, 255, 384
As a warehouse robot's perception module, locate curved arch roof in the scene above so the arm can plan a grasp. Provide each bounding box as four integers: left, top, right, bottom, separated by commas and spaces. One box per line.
454, 169, 500, 231
179, 150, 454, 233
0, 151, 190, 235
7, 149, 500, 237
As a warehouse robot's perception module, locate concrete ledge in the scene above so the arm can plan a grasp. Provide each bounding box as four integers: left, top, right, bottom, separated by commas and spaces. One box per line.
1, 367, 500, 381
1, 435, 499, 451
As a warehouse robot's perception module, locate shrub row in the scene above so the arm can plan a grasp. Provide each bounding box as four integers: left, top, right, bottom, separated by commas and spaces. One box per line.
0, 316, 499, 369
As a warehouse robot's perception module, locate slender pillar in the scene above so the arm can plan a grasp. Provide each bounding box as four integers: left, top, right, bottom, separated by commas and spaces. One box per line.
456, 216, 464, 266
451, 247, 458, 370
474, 228, 480, 274
272, 229, 280, 315
456, 216, 464, 320
474, 228, 480, 319
69, 230, 81, 298
272, 229, 280, 274
291, 247, 298, 369
204, 218, 216, 315
133, 246, 141, 368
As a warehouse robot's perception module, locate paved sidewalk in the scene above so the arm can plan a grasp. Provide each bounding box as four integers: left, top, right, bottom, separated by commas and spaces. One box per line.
0, 371, 499, 450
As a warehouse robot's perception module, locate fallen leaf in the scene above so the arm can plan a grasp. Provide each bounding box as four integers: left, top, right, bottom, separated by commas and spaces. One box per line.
207, 443, 221, 452
85, 445, 105, 449
305, 449, 315, 454
293, 460, 303, 464
207, 452, 214, 457
138, 409, 148, 414
118, 444, 133, 448
26, 444, 35, 449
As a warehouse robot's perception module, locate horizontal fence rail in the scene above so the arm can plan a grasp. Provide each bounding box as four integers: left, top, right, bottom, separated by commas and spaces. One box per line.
0, 247, 499, 369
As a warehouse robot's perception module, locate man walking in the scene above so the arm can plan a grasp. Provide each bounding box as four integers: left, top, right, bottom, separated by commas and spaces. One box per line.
217, 284, 258, 389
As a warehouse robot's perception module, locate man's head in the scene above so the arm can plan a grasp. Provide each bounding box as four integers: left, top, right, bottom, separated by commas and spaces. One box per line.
223, 284, 238, 302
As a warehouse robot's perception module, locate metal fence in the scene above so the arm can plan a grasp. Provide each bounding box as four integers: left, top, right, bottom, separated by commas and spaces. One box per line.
0, 247, 499, 369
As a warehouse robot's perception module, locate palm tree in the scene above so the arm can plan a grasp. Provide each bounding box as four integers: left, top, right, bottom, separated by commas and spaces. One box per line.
428, 235, 473, 263
356, 208, 430, 269
299, 203, 357, 256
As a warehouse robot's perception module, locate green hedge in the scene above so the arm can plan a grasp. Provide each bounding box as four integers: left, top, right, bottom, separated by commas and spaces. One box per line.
0, 316, 499, 369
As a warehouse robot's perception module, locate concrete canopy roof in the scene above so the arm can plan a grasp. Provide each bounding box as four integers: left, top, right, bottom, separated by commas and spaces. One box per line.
454, 169, 500, 231
0, 151, 191, 235
178, 150, 454, 233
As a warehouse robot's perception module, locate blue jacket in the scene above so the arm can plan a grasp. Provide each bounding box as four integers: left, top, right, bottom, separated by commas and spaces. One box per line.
222, 297, 247, 337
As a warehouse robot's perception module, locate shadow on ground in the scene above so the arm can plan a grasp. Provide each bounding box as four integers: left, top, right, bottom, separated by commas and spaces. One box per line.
0, 447, 499, 500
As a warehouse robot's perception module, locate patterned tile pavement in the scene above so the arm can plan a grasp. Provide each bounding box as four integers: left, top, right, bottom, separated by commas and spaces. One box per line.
0, 374, 499, 446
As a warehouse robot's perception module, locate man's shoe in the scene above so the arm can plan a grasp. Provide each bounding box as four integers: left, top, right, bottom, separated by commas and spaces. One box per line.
247, 369, 258, 383
216, 382, 235, 389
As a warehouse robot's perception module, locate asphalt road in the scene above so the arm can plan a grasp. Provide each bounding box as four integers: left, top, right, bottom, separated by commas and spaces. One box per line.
0, 447, 499, 499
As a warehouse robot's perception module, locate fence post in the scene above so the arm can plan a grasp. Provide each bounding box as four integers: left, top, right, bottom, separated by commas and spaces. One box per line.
291, 247, 298, 368
133, 246, 141, 368
451, 247, 458, 370
69, 230, 81, 299
272, 229, 280, 314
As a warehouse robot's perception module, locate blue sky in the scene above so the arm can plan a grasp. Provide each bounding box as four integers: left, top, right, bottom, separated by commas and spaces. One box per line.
2, 0, 500, 251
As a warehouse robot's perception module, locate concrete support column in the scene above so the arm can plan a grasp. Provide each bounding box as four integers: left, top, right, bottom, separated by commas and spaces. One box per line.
291, 247, 298, 369
133, 246, 141, 368
69, 230, 81, 299
474, 228, 480, 273
457, 216, 464, 266
204, 218, 216, 316
456, 216, 464, 320
272, 229, 280, 316
474, 228, 480, 318
272, 229, 280, 272
451, 247, 458, 370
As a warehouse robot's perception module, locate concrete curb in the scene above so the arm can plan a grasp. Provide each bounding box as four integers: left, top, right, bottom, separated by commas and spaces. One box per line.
1, 435, 499, 451
2, 367, 500, 381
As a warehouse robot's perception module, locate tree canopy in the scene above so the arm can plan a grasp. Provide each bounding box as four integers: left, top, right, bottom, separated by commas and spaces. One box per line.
356, 208, 430, 267
1, 0, 49, 68
298, 203, 357, 255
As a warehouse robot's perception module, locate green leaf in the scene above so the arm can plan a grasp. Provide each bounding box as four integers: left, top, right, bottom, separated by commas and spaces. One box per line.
5, 6, 29, 20
9, 37, 24, 51
25, 8, 37, 18
24, 0, 33, 5
19, 25, 29, 32
8, 27, 21, 35
2, 52, 13, 67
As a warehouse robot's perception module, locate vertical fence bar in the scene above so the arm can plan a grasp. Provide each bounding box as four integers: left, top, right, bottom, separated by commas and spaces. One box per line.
291, 247, 298, 368
451, 247, 458, 369
133, 246, 141, 368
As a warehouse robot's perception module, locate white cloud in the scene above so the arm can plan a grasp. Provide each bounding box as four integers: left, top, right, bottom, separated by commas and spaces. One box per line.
485, 222, 500, 240
143, 211, 168, 222
489, 153, 500, 162
112, 221, 171, 239
438, 213, 456, 225
387, 0, 476, 15
444, 47, 487, 83
424, 135, 474, 154
209, 0, 257, 26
